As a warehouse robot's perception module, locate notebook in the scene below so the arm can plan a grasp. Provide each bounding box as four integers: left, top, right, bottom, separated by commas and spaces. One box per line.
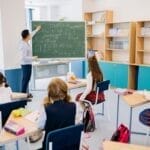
4, 120, 25, 136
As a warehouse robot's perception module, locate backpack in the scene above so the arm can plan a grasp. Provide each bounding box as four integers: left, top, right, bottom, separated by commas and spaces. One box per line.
83, 106, 95, 132
111, 124, 130, 143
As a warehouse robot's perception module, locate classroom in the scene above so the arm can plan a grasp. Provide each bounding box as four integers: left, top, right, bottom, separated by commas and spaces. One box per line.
0, 0, 150, 150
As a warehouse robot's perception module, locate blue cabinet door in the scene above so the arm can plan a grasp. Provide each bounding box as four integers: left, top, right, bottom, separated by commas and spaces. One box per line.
99, 62, 128, 88
138, 66, 150, 90
115, 64, 128, 88
99, 62, 116, 86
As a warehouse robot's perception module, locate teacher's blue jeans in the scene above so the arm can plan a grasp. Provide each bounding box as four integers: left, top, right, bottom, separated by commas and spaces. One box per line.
21, 64, 32, 93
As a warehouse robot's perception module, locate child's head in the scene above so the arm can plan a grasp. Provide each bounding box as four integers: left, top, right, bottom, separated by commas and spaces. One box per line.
88, 55, 103, 83
45, 78, 71, 106
0, 72, 8, 87
0, 72, 4, 85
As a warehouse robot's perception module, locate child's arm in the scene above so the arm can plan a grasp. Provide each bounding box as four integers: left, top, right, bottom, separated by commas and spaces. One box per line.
36, 106, 46, 129
79, 73, 93, 100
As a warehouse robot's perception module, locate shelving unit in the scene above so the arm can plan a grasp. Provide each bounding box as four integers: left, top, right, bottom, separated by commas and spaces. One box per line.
84, 10, 113, 60
135, 21, 150, 90
105, 22, 136, 64
84, 13, 150, 89
102, 22, 136, 89
136, 21, 150, 65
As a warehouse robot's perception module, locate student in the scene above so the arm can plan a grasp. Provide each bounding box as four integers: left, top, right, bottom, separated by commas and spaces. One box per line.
19, 26, 41, 95
0, 72, 12, 103
38, 78, 76, 149
76, 55, 104, 105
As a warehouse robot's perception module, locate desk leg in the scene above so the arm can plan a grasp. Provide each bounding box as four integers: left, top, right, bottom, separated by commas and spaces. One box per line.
102, 103, 104, 116
129, 107, 133, 143
116, 95, 120, 129
16, 141, 19, 150
3, 146, 5, 150
27, 136, 31, 150
0, 145, 5, 150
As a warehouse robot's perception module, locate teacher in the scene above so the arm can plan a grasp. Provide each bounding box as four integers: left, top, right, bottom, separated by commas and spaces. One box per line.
19, 26, 41, 96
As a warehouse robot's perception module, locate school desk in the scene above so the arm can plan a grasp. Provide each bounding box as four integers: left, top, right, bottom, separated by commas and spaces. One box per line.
0, 112, 38, 150
103, 141, 150, 150
12, 92, 28, 100
115, 91, 150, 142
67, 79, 87, 90
31, 61, 69, 90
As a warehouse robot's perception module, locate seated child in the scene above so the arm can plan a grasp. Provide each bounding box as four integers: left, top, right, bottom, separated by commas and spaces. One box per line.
37, 78, 76, 149
0, 72, 12, 103
76, 55, 105, 105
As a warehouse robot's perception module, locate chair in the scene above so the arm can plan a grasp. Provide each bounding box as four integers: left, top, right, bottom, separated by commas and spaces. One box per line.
139, 109, 150, 145
0, 99, 29, 126
46, 124, 84, 150
81, 80, 110, 118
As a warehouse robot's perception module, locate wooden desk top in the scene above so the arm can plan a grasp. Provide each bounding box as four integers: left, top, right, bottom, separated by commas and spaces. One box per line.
0, 114, 38, 144
67, 79, 86, 90
12, 92, 28, 100
123, 93, 150, 107
103, 141, 150, 150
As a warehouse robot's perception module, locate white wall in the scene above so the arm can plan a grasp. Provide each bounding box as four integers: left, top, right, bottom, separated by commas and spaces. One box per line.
83, 0, 150, 22
0, 0, 26, 69
26, 0, 83, 21
0, 3, 4, 69
59, 0, 83, 21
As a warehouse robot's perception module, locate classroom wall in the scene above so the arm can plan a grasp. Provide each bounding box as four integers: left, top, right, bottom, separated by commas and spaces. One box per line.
59, 0, 83, 21
1, 0, 26, 69
0, 6, 4, 69
83, 0, 150, 22
27, 0, 83, 21
0, 0, 26, 91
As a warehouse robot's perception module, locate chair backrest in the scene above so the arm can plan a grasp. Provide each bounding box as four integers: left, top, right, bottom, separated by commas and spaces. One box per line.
46, 124, 84, 150
96, 80, 110, 92
0, 100, 28, 126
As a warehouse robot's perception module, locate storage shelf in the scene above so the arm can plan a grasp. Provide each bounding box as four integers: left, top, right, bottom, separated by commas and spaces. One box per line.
137, 35, 150, 38
86, 21, 105, 26
87, 35, 104, 38
106, 21, 131, 25
106, 35, 129, 38
106, 48, 129, 51
84, 10, 113, 60
137, 50, 150, 53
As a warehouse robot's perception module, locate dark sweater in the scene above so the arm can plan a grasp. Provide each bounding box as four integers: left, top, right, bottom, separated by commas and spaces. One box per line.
42, 100, 76, 150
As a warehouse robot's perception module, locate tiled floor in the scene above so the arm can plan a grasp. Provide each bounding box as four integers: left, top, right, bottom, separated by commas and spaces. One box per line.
2, 79, 150, 150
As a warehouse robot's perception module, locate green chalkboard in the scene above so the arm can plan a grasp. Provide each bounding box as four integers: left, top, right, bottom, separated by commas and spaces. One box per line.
32, 21, 85, 58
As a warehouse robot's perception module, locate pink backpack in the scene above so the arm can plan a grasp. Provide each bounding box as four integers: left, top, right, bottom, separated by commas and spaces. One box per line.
111, 124, 130, 143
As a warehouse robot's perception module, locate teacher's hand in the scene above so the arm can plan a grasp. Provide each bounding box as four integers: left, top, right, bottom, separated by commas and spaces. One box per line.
36, 25, 41, 31
32, 56, 38, 61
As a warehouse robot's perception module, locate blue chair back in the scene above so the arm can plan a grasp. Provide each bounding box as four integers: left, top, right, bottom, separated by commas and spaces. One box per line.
46, 124, 84, 150
97, 80, 110, 92
0, 100, 29, 126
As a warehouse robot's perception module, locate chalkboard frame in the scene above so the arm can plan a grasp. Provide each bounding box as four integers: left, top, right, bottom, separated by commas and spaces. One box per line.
32, 21, 86, 59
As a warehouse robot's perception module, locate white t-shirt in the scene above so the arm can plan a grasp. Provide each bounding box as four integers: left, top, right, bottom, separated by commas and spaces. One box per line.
19, 29, 38, 65
79, 72, 93, 100
0, 87, 12, 104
